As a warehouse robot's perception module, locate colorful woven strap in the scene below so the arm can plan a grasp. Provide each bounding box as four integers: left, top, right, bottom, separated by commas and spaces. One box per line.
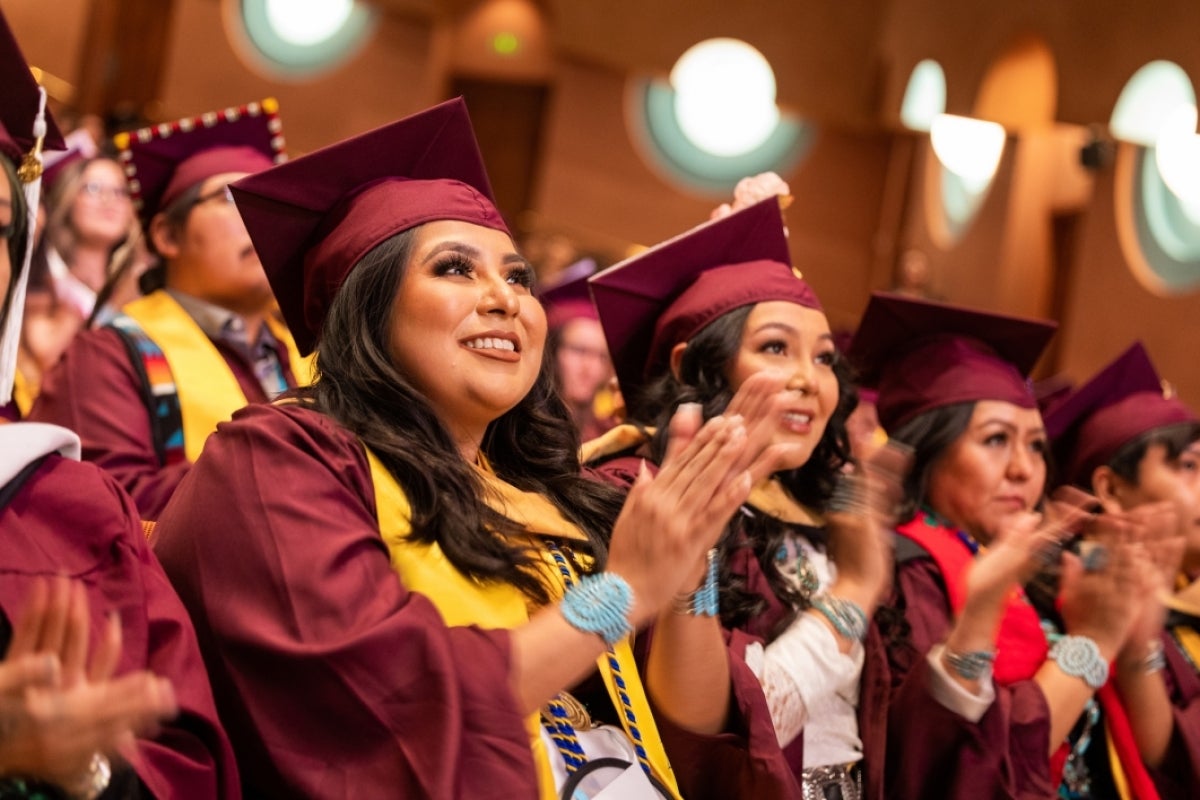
106, 314, 184, 466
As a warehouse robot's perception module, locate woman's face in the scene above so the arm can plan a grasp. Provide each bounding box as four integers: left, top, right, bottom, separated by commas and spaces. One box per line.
554, 317, 612, 408
1109, 438, 1200, 569
926, 400, 1048, 543
389, 220, 545, 447
725, 300, 839, 472
70, 159, 133, 247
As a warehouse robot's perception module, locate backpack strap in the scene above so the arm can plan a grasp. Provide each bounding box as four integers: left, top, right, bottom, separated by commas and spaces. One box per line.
106, 315, 185, 467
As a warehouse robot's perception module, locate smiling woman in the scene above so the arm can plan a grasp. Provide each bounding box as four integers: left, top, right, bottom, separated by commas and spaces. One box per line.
153, 98, 799, 799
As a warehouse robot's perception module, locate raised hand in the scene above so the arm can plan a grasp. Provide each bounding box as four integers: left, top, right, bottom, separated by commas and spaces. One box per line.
607, 407, 752, 626
709, 172, 792, 222
0, 577, 178, 789
824, 441, 911, 613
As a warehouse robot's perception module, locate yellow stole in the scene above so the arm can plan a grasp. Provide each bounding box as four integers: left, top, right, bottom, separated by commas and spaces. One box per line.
366, 448, 682, 800
1167, 574, 1200, 670
11, 369, 33, 418
122, 291, 312, 462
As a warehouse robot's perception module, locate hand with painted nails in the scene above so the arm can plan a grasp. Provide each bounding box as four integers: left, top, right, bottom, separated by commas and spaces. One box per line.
0, 577, 178, 790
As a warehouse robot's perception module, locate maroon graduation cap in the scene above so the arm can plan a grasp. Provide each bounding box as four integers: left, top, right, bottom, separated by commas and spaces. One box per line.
589, 196, 815, 416
538, 258, 599, 331
41, 128, 99, 192
0, 8, 65, 166
847, 292, 1057, 432
230, 97, 508, 356
1044, 342, 1197, 487
113, 98, 286, 229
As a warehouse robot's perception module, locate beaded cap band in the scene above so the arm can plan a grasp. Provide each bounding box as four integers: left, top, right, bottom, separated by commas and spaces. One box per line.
1049, 635, 1109, 689
114, 98, 286, 226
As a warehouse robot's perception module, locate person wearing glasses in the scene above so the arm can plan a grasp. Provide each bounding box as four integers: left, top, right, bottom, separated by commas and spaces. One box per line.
30, 99, 311, 520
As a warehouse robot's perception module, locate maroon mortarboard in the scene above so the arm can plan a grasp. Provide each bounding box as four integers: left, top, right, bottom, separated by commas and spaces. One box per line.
113, 98, 285, 229
0, 7, 65, 166
590, 196, 815, 416
230, 97, 508, 356
539, 259, 599, 330
1044, 342, 1197, 487
41, 128, 99, 192
847, 292, 1056, 432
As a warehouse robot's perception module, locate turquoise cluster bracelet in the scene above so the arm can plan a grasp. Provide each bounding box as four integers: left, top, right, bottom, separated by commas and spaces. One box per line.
561, 572, 634, 645
810, 593, 868, 641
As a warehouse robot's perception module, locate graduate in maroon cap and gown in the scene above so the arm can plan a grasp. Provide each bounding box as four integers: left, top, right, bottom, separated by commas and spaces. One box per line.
1045, 342, 1200, 797
583, 183, 928, 799
29, 100, 309, 519
0, 11, 238, 798
153, 98, 797, 799
849, 293, 1162, 799
538, 260, 619, 442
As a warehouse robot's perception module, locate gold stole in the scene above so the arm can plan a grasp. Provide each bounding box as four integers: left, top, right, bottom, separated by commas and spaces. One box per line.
122, 291, 312, 462
1167, 574, 1200, 670
746, 478, 824, 525
366, 448, 682, 800
11, 368, 33, 417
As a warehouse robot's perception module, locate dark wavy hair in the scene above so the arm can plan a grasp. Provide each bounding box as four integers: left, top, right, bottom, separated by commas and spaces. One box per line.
632, 303, 858, 638
1, 156, 30, 325
1097, 421, 1200, 487
296, 228, 626, 605
886, 402, 976, 523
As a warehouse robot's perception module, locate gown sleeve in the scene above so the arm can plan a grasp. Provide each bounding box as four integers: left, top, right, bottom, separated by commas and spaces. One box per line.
1, 454, 240, 799
1151, 630, 1200, 796
153, 403, 536, 799
880, 558, 1054, 800
29, 328, 189, 520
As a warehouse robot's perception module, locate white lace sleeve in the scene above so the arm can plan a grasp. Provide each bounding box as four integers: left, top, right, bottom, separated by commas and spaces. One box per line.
924, 643, 996, 723
744, 611, 863, 747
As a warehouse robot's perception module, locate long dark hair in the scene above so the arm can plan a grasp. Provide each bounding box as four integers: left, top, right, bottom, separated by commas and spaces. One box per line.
298, 229, 625, 605
885, 402, 977, 522
1, 156, 29, 324
633, 303, 858, 638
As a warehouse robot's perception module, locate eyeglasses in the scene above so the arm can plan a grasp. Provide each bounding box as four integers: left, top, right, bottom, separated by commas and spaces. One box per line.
192, 184, 236, 208
79, 181, 132, 201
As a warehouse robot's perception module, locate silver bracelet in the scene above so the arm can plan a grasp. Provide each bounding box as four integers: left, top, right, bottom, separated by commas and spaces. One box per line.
1049, 635, 1109, 689
1139, 639, 1167, 674
943, 647, 996, 681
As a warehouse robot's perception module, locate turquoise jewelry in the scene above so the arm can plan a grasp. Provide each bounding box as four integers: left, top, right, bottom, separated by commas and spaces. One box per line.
545, 543, 654, 780
775, 538, 821, 601
1049, 635, 1109, 689
673, 548, 719, 616
810, 593, 868, 641
943, 647, 996, 681
561, 573, 634, 646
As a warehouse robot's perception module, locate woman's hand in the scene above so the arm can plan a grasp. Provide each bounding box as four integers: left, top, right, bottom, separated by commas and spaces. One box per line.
709, 172, 792, 222
606, 406, 752, 627
0, 577, 178, 788
824, 442, 911, 613
1059, 515, 1145, 660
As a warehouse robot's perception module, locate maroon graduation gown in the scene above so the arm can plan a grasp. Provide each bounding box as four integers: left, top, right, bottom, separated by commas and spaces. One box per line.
0, 449, 239, 799
590, 456, 802, 798
865, 556, 1055, 800
1153, 621, 1200, 796
29, 325, 299, 520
